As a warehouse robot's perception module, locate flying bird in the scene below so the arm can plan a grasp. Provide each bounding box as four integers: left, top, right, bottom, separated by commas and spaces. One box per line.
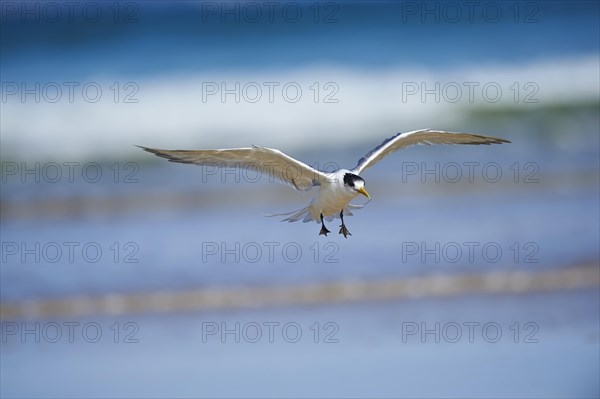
139, 129, 509, 238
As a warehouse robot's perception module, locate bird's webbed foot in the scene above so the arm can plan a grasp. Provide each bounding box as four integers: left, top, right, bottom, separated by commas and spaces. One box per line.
338, 210, 351, 238
339, 224, 351, 238
319, 225, 331, 236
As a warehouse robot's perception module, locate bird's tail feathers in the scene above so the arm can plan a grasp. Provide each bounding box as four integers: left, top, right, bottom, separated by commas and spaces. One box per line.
264, 199, 371, 223
263, 206, 313, 223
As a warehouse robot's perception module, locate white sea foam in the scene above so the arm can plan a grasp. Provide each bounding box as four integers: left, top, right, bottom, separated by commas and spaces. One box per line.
1, 55, 598, 161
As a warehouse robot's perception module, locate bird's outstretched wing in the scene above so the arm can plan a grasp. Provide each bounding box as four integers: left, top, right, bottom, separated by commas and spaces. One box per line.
352, 129, 510, 174
138, 145, 329, 191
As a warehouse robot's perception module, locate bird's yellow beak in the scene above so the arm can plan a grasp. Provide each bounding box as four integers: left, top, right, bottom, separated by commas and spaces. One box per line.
357, 187, 370, 199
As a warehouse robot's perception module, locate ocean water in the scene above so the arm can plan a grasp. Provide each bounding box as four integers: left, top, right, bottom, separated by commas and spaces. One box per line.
1, 121, 599, 300
1, 104, 598, 397
1, 1, 599, 160
1, 290, 598, 398
1, 1, 599, 397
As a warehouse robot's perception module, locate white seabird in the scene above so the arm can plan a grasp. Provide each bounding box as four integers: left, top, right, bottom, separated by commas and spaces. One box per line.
139, 129, 509, 237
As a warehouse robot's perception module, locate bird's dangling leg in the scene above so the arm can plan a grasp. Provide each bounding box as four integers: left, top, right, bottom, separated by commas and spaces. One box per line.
319, 213, 331, 236
339, 210, 351, 238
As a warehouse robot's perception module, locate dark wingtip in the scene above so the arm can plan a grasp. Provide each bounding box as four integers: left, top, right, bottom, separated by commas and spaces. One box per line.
135, 145, 183, 163
136, 145, 165, 156
476, 135, 511, 145
136, 145, 154, 152
489, 138, 511, 145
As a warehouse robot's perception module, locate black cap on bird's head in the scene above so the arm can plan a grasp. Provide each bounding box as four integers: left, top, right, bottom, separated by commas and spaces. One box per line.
343, 173, 370, 198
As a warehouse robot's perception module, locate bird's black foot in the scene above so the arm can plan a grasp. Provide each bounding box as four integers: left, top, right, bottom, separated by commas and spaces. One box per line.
319, 213, 330, 236
339, 224, 351, 238
338, 210, 351, 238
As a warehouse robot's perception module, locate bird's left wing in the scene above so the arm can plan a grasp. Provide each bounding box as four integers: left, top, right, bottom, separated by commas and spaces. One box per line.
138, 146, 329, 191
352, 129, 510, 174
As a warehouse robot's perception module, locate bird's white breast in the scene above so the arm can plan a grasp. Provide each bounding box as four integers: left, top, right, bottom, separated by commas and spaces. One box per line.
310, 171, 358, 218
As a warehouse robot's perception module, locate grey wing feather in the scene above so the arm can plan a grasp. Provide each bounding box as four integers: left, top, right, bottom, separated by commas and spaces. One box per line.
138, 145, 328, 191
352, 129, 510, 174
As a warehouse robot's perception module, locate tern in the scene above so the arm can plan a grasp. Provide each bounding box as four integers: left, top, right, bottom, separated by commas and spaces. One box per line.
139, 129, 509, 237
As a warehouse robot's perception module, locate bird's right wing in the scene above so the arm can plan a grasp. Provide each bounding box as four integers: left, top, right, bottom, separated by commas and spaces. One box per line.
352, 129, 510, 174
138, 145, 329, 191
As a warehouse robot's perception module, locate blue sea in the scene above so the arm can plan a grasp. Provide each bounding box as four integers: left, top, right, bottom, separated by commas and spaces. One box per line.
1, 1, 599, 397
